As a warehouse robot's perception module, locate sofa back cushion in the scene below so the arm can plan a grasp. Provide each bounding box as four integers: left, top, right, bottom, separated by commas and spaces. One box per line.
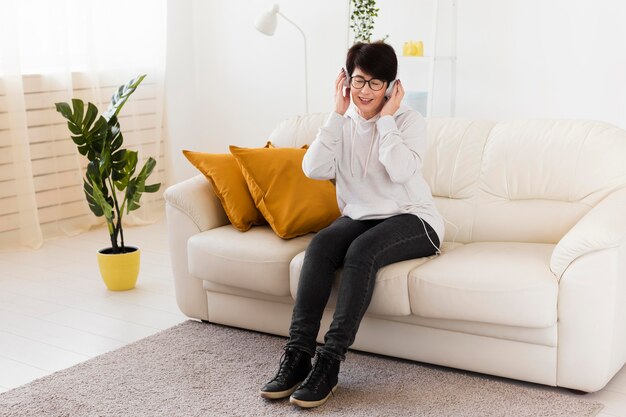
471, 120, 626, 243
269, 114, 626, 244
423, 118, 495, 243
268, 112, 329, 148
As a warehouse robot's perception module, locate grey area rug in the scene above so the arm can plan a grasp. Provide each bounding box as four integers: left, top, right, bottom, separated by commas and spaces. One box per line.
0, 320, 603, 417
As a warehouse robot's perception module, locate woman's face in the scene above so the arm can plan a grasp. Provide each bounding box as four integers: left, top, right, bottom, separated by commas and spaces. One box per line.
349, 67, 387, 119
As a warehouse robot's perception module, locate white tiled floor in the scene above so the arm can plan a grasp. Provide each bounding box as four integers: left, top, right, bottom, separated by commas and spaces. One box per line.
0, 215, 187, 393
0, 216, 625, 416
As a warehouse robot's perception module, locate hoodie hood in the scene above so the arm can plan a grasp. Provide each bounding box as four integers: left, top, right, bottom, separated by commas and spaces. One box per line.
345, 103, 413, 122
345, 103, 414, 179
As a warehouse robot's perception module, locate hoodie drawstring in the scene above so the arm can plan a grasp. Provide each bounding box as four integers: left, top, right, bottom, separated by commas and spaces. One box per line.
349, 117, 377, 180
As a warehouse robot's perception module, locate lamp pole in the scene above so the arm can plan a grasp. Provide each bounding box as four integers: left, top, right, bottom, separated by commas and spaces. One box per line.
277, 11, 308, 114
255, 4, 309, 114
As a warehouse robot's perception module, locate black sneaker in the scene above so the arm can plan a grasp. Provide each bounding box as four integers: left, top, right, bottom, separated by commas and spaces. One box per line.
289, 352, 340, 408
259, 347, 312, 399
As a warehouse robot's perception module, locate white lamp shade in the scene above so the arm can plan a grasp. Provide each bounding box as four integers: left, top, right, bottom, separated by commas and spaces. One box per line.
253, 3, 309, 113
255, 4, 279, 36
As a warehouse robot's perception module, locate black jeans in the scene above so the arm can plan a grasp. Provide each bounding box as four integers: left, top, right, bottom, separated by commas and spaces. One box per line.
285, 214, 440, 361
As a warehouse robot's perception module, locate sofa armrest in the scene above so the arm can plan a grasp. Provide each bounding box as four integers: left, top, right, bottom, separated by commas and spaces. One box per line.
556, 242, 626, 391
164, 174, 229, 320
163, 174, 229, 232
551, 187, 626, 279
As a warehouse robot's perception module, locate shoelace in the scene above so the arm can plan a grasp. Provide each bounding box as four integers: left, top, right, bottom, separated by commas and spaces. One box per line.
271, 349, 300, 384
301, 354, 333, 392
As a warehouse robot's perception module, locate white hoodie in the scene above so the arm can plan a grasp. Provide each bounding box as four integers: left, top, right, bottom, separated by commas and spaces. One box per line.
302, 104, 444, 248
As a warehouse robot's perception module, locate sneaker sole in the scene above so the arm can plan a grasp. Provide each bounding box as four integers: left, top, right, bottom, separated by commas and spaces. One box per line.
289, 384, 338, 408
259, 381, 304, 400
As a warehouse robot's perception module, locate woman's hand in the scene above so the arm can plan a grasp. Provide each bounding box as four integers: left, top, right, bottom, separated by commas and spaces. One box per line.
380, 79, 404, 117
335, 69, 351, 116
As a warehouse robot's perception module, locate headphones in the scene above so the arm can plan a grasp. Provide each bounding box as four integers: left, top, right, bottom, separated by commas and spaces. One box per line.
343, 68, 396, 99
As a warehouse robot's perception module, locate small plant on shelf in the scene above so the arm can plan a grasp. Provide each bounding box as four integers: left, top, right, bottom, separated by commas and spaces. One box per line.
350, 0, 388, 43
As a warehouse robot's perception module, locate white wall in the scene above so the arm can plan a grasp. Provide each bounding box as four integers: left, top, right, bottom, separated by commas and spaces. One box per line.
164, 0, 349, 184
453, 0, 626, 124
165, 0, 626, 184
163, 0, 202, 185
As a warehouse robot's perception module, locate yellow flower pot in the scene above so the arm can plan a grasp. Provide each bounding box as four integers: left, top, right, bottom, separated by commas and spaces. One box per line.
97, 246, 141, 291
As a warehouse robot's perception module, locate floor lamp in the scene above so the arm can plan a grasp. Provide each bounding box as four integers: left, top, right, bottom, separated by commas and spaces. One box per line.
255, 4, 309, 114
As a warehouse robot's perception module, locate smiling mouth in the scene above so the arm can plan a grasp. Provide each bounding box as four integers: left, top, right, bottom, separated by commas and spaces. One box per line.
359, 97, 373, 105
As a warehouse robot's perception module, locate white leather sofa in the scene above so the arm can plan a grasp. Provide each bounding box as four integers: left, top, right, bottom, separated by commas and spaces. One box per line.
165, 114, 626, 393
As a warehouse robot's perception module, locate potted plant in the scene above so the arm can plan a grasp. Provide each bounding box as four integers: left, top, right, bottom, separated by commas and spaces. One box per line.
350, 0, 388, 43
55, 74, 161, 291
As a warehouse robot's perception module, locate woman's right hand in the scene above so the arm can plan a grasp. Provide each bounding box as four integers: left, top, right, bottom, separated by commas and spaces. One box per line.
335, 68, 350, 116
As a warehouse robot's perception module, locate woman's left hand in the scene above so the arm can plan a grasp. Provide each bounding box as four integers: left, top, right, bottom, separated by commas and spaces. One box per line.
380, 79, 404, 117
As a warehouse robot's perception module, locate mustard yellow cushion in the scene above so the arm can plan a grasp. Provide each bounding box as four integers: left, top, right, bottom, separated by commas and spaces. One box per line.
183, 143, 273, 231
229, 145, 340, 239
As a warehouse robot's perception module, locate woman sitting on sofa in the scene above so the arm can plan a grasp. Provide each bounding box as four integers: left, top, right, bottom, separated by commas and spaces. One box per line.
260, 41, 444, 408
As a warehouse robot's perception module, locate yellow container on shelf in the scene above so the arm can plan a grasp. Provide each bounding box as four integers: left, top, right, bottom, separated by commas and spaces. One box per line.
403, 41, 412, 56
402, 40, 424, 57
414, 40, 424, 56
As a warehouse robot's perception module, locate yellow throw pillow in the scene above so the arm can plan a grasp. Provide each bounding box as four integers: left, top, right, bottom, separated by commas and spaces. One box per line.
183, 143, 273, 231
229, 145, 340, 239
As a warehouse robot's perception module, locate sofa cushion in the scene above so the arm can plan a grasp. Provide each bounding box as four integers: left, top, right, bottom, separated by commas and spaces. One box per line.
188, 225, 314, 297
408, 242, 557, 328
229, 145, 340, 239
182, 149, 268, 232
289, 242, 464, 317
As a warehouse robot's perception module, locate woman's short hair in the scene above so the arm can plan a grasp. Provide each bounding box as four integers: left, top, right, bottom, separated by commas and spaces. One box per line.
346, 41, 398, 82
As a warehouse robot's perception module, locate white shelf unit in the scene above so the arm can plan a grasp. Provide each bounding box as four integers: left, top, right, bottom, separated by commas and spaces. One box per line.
398, 0, 457, 117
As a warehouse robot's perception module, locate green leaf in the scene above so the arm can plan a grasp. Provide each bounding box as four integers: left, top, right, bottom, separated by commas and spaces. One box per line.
88, 174, 114, 223
55, 100, 109, 161
144, 183, 160, 193
108, 120, 123, 152
55, 102, 73, 120
83, 161, 114, 220
111, 148, 127, 183
99, 150, 111, 177
105, 74, 146, 120
114, 150, 137, 191
126, 178, 139, 211
83, 178, 103, 217
72, 99, 84, 126
124, 157, 160, 214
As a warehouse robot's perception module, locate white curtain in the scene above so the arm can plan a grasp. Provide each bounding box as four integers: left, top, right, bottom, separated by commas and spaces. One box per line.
0, 0, 167, 251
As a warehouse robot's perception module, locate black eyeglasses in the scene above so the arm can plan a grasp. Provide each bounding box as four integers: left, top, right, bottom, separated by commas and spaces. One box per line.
350, 76, 386, 91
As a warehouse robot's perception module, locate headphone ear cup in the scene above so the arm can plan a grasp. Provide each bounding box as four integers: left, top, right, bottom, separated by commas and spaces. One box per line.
385, 80, 396, 98
342, 67, 350, 88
